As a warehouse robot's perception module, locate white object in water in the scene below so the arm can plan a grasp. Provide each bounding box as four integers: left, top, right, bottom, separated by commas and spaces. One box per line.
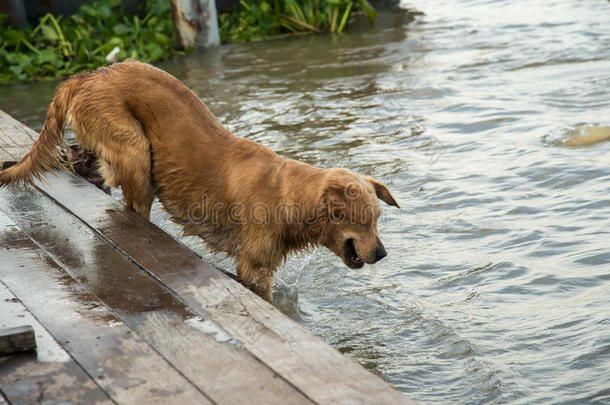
546, 124, 610, 148
105, 47, 121, 64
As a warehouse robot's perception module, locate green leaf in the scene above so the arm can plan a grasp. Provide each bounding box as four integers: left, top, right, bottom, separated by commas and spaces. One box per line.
79, 5, 98, 18
12, 52, 31, 66
150, 0, 170, 15
145, 42, 163, 61
146, 16, 159, 28
358, 0, 376, 25
108, 36, 124, 46
154, 32, 170, 45
260, 1, 271, 15
98, 4, 112, 19
37, 49, 58, 64
337, 1, 352, 33
113, 23, 131, 35
3, 29, 26, 48
40, 24, 59, 41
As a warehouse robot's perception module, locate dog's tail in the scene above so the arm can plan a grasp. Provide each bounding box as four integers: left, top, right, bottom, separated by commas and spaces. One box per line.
0, 78, 79, 188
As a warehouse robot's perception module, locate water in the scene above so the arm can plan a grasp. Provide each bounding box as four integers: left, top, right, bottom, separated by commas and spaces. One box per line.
1, 0, 609, 402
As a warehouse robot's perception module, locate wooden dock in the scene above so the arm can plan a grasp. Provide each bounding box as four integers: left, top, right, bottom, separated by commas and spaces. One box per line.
0, 109, 414, 404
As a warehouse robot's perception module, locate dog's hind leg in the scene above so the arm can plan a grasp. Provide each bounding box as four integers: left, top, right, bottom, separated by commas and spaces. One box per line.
90, 125, 154, 220
70, 96, 155, 219
98, 159, 118, 188
116, 146, 154, 220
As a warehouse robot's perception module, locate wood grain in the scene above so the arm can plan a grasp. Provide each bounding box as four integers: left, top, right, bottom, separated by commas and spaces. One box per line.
0, 210, 212, 405
0, 326, 36, 356
0, 108, 415, 404
0, 110, 36, 167
36, 171, 414, 405
0, 280, 113, 405
0, 186, 313, 405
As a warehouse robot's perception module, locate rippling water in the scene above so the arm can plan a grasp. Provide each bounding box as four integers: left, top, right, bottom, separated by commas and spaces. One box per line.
2, 0, 609, 403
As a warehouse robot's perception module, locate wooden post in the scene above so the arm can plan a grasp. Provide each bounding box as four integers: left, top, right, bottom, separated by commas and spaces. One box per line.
170, 0, 220, 50
0, 0, 27, 28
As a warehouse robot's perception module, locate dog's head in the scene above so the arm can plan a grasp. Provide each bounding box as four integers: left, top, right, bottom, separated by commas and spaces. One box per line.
320, 169, 399, 269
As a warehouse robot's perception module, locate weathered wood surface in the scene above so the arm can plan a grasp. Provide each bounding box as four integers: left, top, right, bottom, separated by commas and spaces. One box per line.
170, 0, 220, 50
0, 326, 36, 356
0, 186, 313, 405
0, 280, 113, 404
36, 172, 413, 405
0, 110, 36, 168
0, 211, 213, 405
0, 108, 415, 404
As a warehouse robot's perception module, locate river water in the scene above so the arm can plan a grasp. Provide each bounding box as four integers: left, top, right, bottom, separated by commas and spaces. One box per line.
1, 0, 609, 403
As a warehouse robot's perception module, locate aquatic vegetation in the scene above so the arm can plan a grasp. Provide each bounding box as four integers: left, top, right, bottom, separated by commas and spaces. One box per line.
218, 0, 376, 42
0, 0, 376, 82
0, 0, 183, 82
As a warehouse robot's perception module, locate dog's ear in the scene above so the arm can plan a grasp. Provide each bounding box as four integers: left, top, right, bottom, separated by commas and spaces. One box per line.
323, 183, 349, 222
367, 177, 400, 208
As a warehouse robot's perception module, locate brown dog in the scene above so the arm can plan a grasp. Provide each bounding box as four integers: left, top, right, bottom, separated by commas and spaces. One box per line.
0, 60, 399, 302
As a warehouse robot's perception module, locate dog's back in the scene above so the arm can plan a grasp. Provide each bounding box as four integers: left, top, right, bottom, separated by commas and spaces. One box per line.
0, 60, 237, 219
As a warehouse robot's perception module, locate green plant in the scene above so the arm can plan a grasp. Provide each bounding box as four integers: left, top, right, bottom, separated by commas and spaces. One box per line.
218, 0, 376, 43
0, 0, 184, 82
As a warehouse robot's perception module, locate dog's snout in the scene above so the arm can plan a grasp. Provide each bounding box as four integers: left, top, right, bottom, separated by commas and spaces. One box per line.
375, 245, 387, 261
374, 238, 387, 262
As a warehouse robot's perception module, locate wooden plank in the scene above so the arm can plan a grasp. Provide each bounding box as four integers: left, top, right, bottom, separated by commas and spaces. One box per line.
0, 281, 113, 405
0, 211, 212, 405
1, 356, 113, 405
0, 186, 313, 405
0, 110, 36, 167
36, 171, 414, 404
0, 326, 36, 356
0, 107, 413, 404
0, 279, 72, 365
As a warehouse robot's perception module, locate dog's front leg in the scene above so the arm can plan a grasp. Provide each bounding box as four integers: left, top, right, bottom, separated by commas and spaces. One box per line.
237, 259, 273, 303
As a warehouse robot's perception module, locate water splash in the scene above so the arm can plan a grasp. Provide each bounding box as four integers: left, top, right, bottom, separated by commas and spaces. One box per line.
273, 251, 319, 319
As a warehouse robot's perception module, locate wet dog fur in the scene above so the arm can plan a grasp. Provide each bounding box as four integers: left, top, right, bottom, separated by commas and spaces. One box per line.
0, 60, 400, 302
